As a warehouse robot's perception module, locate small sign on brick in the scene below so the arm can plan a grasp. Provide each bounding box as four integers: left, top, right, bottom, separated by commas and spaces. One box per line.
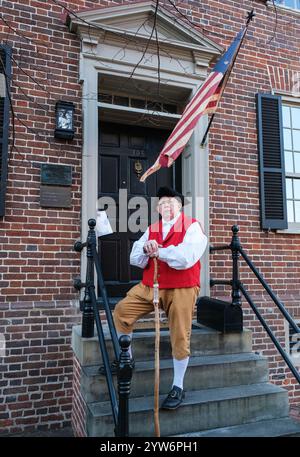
40, 185, 72, 208
40, 164, 72, 208
41, 164, 72, 186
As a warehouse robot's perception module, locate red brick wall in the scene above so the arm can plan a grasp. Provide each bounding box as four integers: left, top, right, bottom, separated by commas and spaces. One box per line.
0, 0, 300, 434
0, 0, 83, 304
0, 0, 85, 434
0, 300, 81, 434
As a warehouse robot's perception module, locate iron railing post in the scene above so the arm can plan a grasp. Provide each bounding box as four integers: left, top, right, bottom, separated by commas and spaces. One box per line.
81, 219, 96, 338
230, 225, 242, 307
116, 335, 133, 437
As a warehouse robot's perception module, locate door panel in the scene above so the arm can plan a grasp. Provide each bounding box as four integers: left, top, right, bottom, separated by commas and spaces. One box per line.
99, 155, 120, 194
98, 122, 181, 298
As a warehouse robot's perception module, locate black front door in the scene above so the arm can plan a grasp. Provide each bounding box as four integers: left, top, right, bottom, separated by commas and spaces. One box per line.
98, 122, 181, 299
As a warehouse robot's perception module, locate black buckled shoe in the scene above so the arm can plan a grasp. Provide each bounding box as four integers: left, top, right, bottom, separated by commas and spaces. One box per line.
99, 359, 135, 375
161, 385, 185, 410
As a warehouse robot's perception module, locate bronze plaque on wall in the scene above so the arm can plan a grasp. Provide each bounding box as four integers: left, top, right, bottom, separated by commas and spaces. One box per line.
40, 185, 72, 208
41, 164, 72, 186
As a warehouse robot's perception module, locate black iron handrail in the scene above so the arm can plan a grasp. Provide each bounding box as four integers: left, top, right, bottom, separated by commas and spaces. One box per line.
210, 225, 300, 385
239, 284, 300, 384
89, 285, 119, 425
91, 245, 120, 361
74, 219, 133, 437
238, 246, 300, 335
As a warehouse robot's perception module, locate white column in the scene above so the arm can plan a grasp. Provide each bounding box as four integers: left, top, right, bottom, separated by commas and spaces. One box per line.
80, 59, 99, 285
182, 87, 210, 297
193, 116, 210, 297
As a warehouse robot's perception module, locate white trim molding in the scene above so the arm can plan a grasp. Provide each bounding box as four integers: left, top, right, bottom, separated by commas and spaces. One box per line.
267, 1, 300, 15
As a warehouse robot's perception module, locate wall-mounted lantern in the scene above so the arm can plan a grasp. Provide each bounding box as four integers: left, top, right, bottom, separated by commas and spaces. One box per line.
54, 101, 75, 140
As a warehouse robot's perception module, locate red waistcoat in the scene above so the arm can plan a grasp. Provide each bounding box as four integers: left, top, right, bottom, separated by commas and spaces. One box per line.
142, 212, 201, 289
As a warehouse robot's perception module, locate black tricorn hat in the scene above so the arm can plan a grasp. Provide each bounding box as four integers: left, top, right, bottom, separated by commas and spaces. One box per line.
157, 186, 184, 207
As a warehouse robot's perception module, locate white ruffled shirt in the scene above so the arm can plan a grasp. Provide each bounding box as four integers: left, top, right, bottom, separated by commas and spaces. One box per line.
130, 212, 208, 270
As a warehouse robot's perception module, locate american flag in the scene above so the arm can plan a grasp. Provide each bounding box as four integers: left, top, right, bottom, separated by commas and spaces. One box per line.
140, 27, 247, 182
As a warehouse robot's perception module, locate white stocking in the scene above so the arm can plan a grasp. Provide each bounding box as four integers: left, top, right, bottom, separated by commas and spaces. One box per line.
172, 357, 189, 389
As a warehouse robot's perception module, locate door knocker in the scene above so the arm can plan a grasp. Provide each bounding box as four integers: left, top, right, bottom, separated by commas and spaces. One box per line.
134, 160, 143, 179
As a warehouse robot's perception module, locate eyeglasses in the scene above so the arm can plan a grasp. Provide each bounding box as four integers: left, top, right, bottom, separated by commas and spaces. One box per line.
158, 198, 181, 207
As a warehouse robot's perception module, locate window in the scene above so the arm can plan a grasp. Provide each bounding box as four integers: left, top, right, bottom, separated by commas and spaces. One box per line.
275, 0, 300, 9
98, 92, 178, 114
282, 105, 300, 223
256, 94, 300, 232
256, 94, 288, 230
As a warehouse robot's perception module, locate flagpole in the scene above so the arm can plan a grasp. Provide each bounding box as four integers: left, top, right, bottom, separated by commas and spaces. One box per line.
200, 9, 255, 147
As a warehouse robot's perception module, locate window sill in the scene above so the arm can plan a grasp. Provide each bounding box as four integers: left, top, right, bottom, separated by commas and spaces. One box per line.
267, 1, 300, 15
277, 223, 300, 234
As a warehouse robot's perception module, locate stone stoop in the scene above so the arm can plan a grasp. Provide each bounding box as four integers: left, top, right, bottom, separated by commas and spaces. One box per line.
71, 323, 300, 437
173, 417, 300, 437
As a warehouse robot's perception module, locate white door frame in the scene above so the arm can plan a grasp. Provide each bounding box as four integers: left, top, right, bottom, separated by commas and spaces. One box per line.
79, 56, 210, 295
72, 3, 223, 296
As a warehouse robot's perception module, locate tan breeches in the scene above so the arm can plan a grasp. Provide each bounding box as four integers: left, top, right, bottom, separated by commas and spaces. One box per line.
113, 282, 200, 360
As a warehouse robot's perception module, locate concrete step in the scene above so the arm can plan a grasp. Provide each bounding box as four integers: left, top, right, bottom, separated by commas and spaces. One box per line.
173, 417, 300, 437
86, 382, 289, 437
81, 352, 269, 403
72, 324, 252, 367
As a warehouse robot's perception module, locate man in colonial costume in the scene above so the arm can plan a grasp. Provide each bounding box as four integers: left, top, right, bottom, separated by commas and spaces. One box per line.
113, 187, 207, 409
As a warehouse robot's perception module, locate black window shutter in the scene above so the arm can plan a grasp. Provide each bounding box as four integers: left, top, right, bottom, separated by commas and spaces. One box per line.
256, 93, 288, 230
0, 45, 11, 217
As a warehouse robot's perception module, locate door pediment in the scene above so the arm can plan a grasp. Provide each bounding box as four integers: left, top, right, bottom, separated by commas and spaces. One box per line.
67, 1, 222, 62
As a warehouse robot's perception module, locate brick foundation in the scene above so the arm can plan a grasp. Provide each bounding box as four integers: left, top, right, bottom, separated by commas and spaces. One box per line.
0, 300, 81, 435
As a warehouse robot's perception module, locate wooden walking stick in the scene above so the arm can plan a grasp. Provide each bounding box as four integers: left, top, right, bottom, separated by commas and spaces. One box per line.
153, 257, 160, 437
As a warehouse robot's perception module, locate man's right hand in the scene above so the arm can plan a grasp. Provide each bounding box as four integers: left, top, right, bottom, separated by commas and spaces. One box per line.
143, 240, 160, 256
